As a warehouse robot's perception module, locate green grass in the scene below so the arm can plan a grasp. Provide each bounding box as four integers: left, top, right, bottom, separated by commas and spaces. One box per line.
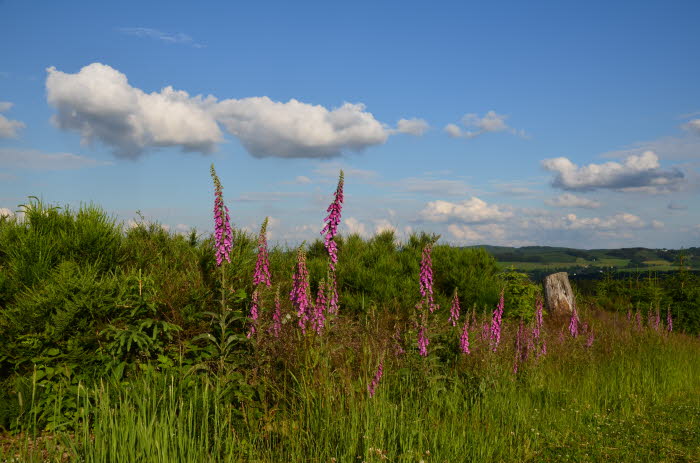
3, 319, 699, 462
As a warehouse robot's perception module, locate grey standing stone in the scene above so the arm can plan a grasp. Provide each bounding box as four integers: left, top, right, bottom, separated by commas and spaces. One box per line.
543, 272, 576, 315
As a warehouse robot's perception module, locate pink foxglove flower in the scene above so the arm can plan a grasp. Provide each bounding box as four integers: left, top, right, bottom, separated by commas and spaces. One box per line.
448, 289, 461, 327
210, 164, 233, 266
490, 292, 504, 351
247, 288, 260, 338
290, 247, 311, 334
253, 217, 272, 287
311, 280, 327, 335
585, 331, 595, 348
459, 319, 471, 354
419, 245, 437, 313
417, 324, 429, 357
666, 307, 673, 333
367, 360, 384, 398
270, 287, 282, 338
533, 299, 544, 341
321, 170, 344, 271
569, 306, 579, 338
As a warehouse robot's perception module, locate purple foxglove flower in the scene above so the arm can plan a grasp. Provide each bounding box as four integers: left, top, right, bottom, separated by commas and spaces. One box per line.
490, 292, 504, 351
321, 170, 344, 271
253, 217, 272, 287
328, 276, 339, 315
533, 299, 544, 341
290, 247, 311, 334
419, 245, 437, 313
569, 306, 579, 338
448, 289, 461, 327
367, 360, 384, 398
311, 280, 327, 335
460, 319, 471, 354
585, 331, 595, 348
666, 307, 673, 333
247, 288, 260, 338
367, 360, 384, 397
417, 324, 429, 357
270, 287, 282, 338
210, 164, 233, 266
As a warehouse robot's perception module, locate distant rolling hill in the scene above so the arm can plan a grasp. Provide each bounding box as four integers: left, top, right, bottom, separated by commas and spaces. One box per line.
465, 245, 700, 279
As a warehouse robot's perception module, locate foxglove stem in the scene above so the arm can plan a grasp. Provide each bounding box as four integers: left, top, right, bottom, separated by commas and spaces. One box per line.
210, 164, 233, 314
321, 170, 344, 271
368, 360, 384, 398
533, 299, 544, 341
459, 318, 470, 354
247, 288, 259, 338
569, 306, 579, 338
448, 288, 460, 327
419, 245, 437, 313
253, 217, 272, 287
270, 286, 282, 338
666, 307, 673, 333
490, 291, 504, 351
312, 280, 327, 335
290, 247, 311, 334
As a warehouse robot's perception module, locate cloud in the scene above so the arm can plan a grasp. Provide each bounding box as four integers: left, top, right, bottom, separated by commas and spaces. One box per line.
117, 27, 204, 48
295, 175, 312, 184
682, 118, 700, 135
0, 102, 25, 138
602, 132, 700, 161
542, 151, 684, 193
214, 98, 387, 158
46, 63, 406, 159
419, 197, 513, 224
545, 193, 601, 209
0, 207, 13, 218
444, 110, 527, 139
46, 63, 223, 158
344, 217, 368, 236
0, 148, 109, 170
394, 177, 471, 196
523, 212, 649, 231
667, 201, 687, 210
393, 118, 429, 136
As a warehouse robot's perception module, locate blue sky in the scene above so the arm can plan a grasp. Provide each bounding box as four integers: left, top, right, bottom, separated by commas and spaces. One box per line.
1, 0, 699, 248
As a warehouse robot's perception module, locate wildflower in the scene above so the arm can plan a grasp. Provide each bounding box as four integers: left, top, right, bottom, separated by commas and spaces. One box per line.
533, 299, 544, 341
290, 247, 311, 334
321, 170, 344, 271
419, 245, 437, 313
210, 164, 233, 266
328, 278, 339, 315
585, 331, 595, 348
481, 321, 490, 342
459, 318, 471, 354
448, 288, 461, 327
367, 360, 384, 397
537, 338, 547, 359
635, 310, 642, 330
270, 287, 282, 338
311, 280, 327, 335
569, 306, 579, 338
490, 291, 504, 351
253, 217, 272, 287
666, 307, 673, 333
417, 324, 429, 357
247, 288, 260, 338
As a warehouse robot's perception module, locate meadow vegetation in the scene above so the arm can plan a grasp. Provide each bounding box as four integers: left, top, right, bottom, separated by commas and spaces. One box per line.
0, 170, 699, 462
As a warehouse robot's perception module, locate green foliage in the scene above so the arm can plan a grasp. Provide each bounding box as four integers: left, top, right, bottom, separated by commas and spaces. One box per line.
496, 268, 541, 320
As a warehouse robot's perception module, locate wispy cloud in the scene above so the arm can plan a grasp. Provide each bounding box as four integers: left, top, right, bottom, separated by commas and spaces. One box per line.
117, 27, 204, 48
444, 110, 528, 140
0, 102, 25, 139
0, 148, 110, 170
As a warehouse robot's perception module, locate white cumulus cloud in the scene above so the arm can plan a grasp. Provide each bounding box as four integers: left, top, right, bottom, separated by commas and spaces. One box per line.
46, 63, 223, 158
393, 118, 429, 136
45, 63, 409, 159
213, 98, 387, 158
0, 102, 25, 138
542, 151, 684, 193
419, 197, 513, 224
